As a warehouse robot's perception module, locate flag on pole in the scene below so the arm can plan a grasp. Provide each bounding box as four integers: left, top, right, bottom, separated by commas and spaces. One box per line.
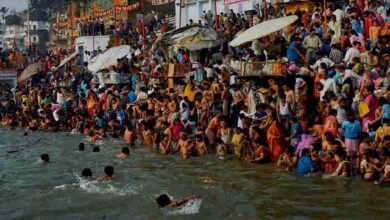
91, 3, 100, 13
113, 0, 122, 6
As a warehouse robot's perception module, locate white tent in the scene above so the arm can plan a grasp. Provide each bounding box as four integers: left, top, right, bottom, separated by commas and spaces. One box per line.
87, 45, 131, 72
53, 51, 79, 71
229, 15, 298, 47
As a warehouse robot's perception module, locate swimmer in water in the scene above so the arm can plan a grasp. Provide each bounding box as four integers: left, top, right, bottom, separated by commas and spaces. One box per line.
92, 146, 100, 152
156, 194, 201, 208
97, 166, 114, 181
37, 154, 49, 164
79, 143, 85, 151
115, 147, 130, 159
81, 168, 93, 180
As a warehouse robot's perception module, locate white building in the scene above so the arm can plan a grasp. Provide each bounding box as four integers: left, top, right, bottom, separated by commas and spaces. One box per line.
0, 18, 4, 49
3, 25, 25, 50
23, 20, 49, 47
175, 0, 283, 28
175, 0, 255, 28
75, 35, 111, 62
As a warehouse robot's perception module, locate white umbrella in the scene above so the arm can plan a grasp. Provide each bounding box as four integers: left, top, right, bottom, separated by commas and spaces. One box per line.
87, 45, 131, 72
53, 51, 78, 71
18, 62, 44, 82
229, 15, 298, 47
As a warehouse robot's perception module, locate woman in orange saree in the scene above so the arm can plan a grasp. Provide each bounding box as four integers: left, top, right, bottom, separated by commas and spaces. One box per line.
267, 115, 285, 161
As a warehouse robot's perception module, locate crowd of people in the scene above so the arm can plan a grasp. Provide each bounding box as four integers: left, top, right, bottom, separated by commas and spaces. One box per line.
1, 0, 390, 187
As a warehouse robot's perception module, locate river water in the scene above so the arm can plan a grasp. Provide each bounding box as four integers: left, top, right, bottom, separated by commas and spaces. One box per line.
0, 126, 389, 219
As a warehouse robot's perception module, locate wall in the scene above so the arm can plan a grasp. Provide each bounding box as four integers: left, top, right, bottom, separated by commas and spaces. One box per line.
175, 0, 257, 28
0, 20, 4, 49
3, 25, 25, 49
75, 35, 110, 61
0, 70, 17, 92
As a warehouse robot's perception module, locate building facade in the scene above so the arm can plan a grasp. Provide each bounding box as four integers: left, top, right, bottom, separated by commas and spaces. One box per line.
48, 13, 69, 52
24, 20, 49, 53
3, 25, 25, 50
0, 19, 4, 49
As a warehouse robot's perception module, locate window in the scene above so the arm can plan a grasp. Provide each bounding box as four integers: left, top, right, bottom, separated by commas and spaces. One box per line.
32, 36, 37, 42
33, 25, 37, 30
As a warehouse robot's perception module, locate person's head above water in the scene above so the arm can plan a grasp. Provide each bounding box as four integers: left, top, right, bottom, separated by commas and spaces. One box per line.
104, 166, 114, 177
156, 194, 172, 207
81, 168, 93, 179
122, 147, 130, 155
40, 154, 49, 163
93, 146, 100, 152
79, 143, 85, 151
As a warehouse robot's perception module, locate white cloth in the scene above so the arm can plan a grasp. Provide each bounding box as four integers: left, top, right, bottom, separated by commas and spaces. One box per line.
332, 9, 345, 22
343, 47, 360, 64
319, 78, 337, 101
311, 58, 335, 70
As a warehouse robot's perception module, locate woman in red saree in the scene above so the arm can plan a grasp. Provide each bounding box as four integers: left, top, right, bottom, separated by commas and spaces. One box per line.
267, 114, 285, 161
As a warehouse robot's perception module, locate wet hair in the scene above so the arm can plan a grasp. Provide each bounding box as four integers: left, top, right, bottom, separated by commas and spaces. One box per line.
40, 154, 49, 162
347, 111, 355, 122
335, 147, 346, 159
364, 149, 373, 158
358, 132, 369, 142
104, 166, 114, 177
81, 168, 92, 178
301, 148, 310, 157
79, 143, 85, 151
156, 194, 172, 207
122, 147, 130, 155
92, 146, 100, 152
286, 146, 295, 155
329, 109, 337, 116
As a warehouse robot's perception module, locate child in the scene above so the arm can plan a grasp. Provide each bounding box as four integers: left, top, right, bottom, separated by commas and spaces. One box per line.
97, 166, 114, 181
216, 138, 227, 160
156, 194, 201, 208
37, 154, 50, 164
159, 135, 170, 155
177, 132, 193, 159
115, 147, 130, 159
195, 135, 207, 156
81, 168, 93, 180
374, 149, 390, 185
295, 148, 314, 174
143, 126, 154, 149
277, 146, 297, 171
79, 143, 85, 151
88, 130, 102, 143
124, 124, 135, 146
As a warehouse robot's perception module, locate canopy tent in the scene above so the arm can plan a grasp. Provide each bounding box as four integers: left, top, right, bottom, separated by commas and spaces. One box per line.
87, 45, 131, 72
53, 51, 79, 71
155, 25, 226, 51
229, 15, 299, 47
18, 62, 44, 82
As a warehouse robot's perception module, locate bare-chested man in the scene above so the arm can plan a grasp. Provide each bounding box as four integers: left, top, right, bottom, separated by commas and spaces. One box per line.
177, 132, 193, 159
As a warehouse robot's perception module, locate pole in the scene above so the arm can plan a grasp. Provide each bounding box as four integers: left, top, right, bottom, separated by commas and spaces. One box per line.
93, 11, 95, 51
323, 0, 327, 35
142, 0, 145, 49
263, 0, 267, 21
214, 0, 217, 28
27, 0, 30, 55
179, 0, 182, 28
57, 14, 59, 53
